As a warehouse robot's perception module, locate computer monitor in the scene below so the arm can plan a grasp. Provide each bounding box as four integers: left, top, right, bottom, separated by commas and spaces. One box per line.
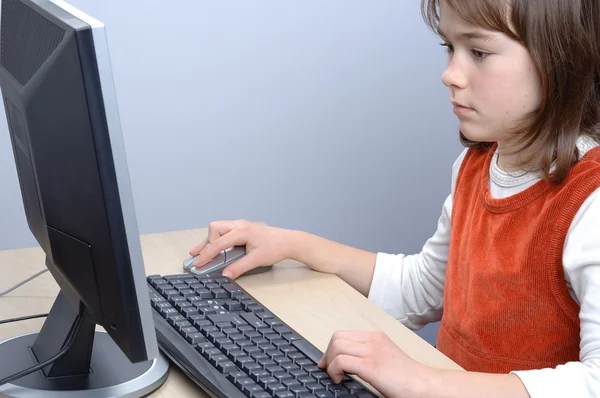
0, 0, 169, 396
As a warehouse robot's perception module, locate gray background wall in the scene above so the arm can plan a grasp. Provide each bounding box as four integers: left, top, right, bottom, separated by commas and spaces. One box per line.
0, 1, 461, 344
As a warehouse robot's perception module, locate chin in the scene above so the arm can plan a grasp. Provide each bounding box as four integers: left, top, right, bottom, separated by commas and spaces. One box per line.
458, 124, 497, 143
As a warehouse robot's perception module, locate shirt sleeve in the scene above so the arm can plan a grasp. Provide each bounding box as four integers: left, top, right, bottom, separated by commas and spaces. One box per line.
511, 187, 600, 398
367, 149, 468, 330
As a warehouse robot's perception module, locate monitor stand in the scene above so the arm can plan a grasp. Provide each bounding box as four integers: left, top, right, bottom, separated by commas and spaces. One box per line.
0, 292, 169, 397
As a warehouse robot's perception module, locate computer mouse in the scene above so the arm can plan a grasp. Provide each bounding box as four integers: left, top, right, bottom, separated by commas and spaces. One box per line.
182, 245, 272, 277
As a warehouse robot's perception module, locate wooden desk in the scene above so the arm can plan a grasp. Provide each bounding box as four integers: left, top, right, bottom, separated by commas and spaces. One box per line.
0, 228, 461, 397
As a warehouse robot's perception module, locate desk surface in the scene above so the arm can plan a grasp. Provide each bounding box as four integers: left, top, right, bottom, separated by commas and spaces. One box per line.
0, 228, 461, 397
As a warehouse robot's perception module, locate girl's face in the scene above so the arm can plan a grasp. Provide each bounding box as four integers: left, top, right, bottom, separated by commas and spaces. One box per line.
438, 1, 542, 150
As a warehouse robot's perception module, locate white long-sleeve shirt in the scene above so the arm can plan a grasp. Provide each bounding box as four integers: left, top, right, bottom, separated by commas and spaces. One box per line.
367, 137, 600, 397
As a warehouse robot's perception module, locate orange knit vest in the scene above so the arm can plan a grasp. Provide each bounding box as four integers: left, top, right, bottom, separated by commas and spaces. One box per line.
436, 144, 600, 373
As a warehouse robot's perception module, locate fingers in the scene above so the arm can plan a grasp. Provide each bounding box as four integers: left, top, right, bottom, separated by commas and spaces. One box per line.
207, 221, 236, 246
189, 237, 208, 256
318, 337, 368, 369
319, 331, 372, 366
221, 251, 261, 279
327, 354, 364, 384
189, 221, 236, 256
327, 330, 373, 344
194, 227, 246, 267
317, 331, 379, 384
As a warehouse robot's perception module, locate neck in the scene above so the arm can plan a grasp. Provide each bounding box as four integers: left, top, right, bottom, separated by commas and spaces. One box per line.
496, 140, 535, 173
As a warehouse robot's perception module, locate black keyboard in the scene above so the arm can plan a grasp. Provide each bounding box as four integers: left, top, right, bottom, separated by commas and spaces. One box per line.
147, 273, 377, 398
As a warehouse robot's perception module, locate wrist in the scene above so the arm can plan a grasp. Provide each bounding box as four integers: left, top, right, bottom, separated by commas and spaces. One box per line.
282, 229, 337, 274
415, 365, 443, 398
281, 229, 309, 263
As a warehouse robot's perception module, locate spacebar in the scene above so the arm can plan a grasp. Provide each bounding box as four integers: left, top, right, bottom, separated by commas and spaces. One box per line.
292, 339, 324, 364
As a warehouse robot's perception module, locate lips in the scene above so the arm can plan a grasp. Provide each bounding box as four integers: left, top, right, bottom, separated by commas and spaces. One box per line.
451, 101, 472, 109
452, 101, 474, 116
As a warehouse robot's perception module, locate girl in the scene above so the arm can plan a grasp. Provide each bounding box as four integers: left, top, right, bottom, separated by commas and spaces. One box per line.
189, 0, 600, 396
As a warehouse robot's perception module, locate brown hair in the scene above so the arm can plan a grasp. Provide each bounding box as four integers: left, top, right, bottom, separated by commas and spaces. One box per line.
422, 0, 600, 184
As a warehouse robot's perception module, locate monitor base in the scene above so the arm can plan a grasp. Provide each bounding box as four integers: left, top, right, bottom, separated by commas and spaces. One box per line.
0, 331, 169, 398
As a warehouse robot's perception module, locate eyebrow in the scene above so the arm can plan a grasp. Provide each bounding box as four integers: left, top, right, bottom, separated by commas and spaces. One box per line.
437, 26, 498, 41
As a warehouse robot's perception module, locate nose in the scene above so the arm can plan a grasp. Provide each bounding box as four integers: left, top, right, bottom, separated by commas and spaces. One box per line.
441, 57, 467, 89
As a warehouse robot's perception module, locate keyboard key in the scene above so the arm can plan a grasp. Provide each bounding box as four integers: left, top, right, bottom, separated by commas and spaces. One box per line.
163, 274, 191, 281
175, 301, 193, 312
180, 326, 199, 337
303, 365, 320, 375
256, 311, 274, 320
310, 371, 328, 383
265, 333, 280, 342
344, 381, 365, 393
174, 321, 192, 332
355, 392, 377, 398
243, 384, 265, 397
212, 288, 229, 299
225, 300, 243, 311
276, 392, 295, 398
272, 338, 288, 348
290, 368, 308, 378
240, 313, 268, 329
289, 352, 306, 362
238, 339, 254, 348
292, 339, 323, 365
273, 355, 292, 366
296, 358, 313, 368
195, 288, 213, 299
235, 377, 255, 390
282, 378, 301, 388
265, 318, 283, 328
249, 368, 270, 380
267, 383, 287, 395
290, 384, 310, 395
243, 362, 262, 374
222, 283, 244, 296
328, 384, 348, 394
274, 326, 292, 335
210, 354, 229, 367
284, 333, 302, 343
181, 307, 200, 318
257, 375, 278, 388
186, 332, 207, 344
314, 393, 334, 398
227, 371, 247, 384
266, 365, 284, 375
247, 303, 264, 313
306, 382, 324, 393
273, 372, 289, 382
208, 313, 245, 328
195, 342, 215, 354
238, 325, 254, 333
167, 315, 186, 326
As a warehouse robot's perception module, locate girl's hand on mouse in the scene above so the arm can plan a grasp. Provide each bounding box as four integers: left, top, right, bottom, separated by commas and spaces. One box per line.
189, 220, 295, 279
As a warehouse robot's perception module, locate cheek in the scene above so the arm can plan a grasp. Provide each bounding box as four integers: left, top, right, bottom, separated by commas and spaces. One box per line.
473, 65, 541, 122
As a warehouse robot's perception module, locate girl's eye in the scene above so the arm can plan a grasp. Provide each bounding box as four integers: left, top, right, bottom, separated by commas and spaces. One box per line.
439, 42, 454, 53
472, 49, 490, 60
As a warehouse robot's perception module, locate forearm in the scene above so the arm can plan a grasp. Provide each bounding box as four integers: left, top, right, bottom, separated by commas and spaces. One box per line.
287, 230, 377, 296
422, 369, 529, 398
